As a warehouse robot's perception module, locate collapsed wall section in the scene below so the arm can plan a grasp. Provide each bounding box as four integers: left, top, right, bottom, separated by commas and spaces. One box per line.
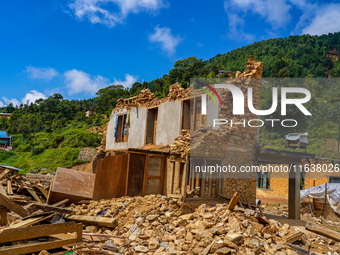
190, 56, 263, 204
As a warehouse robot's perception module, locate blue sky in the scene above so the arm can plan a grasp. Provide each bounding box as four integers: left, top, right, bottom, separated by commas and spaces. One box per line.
1, 0, 340, 106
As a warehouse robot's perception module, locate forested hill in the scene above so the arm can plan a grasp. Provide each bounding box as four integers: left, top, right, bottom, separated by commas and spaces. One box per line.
206, 33, 340, 78
147, 32, 340, 97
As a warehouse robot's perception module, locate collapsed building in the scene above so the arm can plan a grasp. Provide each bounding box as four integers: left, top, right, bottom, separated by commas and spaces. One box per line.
89, 56, 263, 205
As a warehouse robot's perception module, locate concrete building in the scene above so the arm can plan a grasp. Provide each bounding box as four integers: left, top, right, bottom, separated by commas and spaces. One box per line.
0, 113, 11, 119
0, 131, 12, 150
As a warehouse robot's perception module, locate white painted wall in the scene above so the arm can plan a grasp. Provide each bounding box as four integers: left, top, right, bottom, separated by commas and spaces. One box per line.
207, 95, 219, 128
156, 100, 182, 145
106, 107, 148, 150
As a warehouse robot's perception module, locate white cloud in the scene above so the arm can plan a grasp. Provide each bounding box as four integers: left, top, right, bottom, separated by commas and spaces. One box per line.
64, 69, 137, 95
225, 0, 291, 32
22, 90, 47, 105
225, 0, 340, 39
25, 66, 59, 80
113, 74, 137, 88
302, 4, 340, 36
2, 97, 21, 106
148, 26, 182, 56
2, 90, 47, 106
0, 101, 5, 107
68, 0, 168, 27
64, 69, 110, 95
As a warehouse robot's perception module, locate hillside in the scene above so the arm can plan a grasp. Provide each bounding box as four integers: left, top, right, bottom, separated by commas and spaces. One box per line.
1, 32, 340, 171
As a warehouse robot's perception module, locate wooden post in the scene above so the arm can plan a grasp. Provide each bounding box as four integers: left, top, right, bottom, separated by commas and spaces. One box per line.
324, 183, 327, 216
288, 164, 300, 220
0, 206, 7, 226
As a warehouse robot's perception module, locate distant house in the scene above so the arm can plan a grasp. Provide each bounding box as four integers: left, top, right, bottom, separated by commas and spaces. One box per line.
85, 109, 96, 117
217, 70, 232, 77
0, 113, 11, 119
0, 131, 12, 150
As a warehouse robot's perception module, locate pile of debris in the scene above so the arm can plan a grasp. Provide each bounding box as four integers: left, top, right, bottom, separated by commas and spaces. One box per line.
68, 194, 338, 254
0, 167, 85, 254
170, 129, 190, 158
114, 88, 159, 111
0, 168, 52, 205
234, 55, 263, 79
161, 83, 190, 103
88, 122, 108, 135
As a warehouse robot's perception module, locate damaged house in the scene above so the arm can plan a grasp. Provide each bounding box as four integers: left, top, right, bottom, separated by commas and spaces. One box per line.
89, 56, 264, 205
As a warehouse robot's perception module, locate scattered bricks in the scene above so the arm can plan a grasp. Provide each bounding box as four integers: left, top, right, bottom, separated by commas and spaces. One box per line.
67, 195, 336, 254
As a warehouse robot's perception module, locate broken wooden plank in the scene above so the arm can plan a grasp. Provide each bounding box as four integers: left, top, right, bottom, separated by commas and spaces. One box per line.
0, 222, 80, 243
0, 169, 10, 180
284, 231, 303, 243
52, 199, 69, 207
7, 180, 13, 195
0, 238, 79, 255
9, 213, 57, 229
305, 221, 340, 242
0, 206, 7, 226
26, 188, 42, 204
227, 192, 239, 211
64, 215, 118, 228
34, 185, 49, 199
202, 240, 215, 255
0, 184, 7, 197
0, 192, 29, 217
34, 203, 76, 215
285, 242, 322, 255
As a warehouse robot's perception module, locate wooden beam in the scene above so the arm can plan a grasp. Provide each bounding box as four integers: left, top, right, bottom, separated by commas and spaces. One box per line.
34, 185, 49, 199
0, 206, 7, 226
0, 169, 9, 180
0, 184, 7, 196
306, 221, 340, 242
284, 231, 303, 244
51, 199, 69, 207
34, 203, 76, 215
0, 238, 78, 255
26, 188, 42, 204
0, 222, 79, 243
7, 180, 13, 195
0, 192, 29, 217
227, 192, 239, 211
9, 213, 56, 229
64, 215, 118, 228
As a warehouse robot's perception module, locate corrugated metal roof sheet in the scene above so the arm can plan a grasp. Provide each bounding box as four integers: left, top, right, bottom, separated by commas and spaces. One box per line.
0, 131, 8, 138
0, 165, 23, 172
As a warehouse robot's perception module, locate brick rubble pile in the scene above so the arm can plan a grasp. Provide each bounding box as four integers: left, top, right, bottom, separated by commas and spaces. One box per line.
160, 83, 190, 103
69, 195, 338, 254
170, 130, 190, 158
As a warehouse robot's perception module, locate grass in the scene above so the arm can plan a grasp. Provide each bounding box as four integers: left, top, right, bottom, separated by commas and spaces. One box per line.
260, 137, 340, 160
0, 148, 84, 173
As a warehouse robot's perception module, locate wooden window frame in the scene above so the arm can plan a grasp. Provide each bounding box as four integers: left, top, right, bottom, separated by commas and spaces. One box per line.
115, 114, 128, 143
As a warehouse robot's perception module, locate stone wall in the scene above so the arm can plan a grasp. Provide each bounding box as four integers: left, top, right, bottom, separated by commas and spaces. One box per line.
25, 173, 54, 183
191, 56, 263, 204
78, 148, 98, 162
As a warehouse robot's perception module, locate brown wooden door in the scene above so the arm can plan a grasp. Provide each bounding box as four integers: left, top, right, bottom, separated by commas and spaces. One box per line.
142, 155, 165, 195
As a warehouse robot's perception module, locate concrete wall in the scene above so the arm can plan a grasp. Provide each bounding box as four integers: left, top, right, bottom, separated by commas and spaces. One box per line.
106, 100, 185, 150
156, 100, 182, 145
106, 107, 148, 150
207, 95, 219, 128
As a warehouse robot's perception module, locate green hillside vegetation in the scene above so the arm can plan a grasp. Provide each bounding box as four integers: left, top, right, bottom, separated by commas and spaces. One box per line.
1, 32, 340, 171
